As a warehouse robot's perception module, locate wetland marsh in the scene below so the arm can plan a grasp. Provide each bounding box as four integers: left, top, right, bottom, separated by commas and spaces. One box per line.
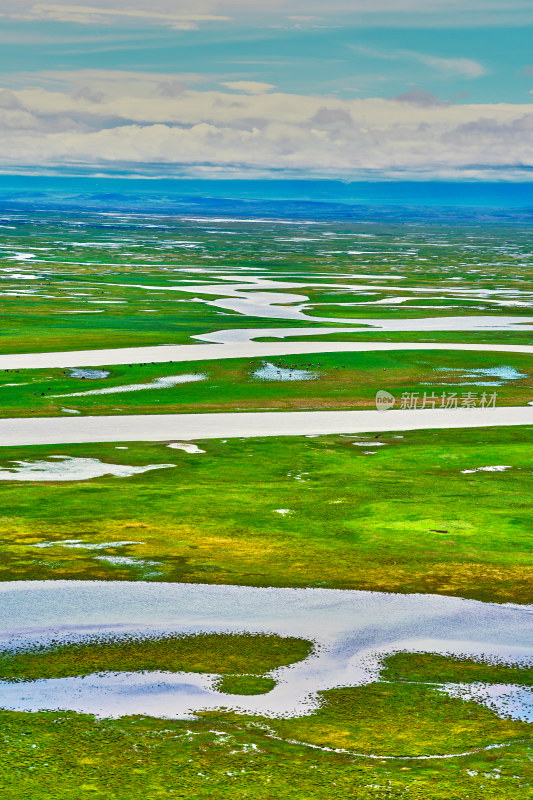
0, 209, 531, 798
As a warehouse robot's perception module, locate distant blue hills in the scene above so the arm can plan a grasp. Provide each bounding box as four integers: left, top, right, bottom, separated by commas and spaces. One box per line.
0, 175, 532, 221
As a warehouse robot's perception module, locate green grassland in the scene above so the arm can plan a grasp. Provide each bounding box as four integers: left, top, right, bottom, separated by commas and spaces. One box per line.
0, 636, 529, 799
1, 216, 533, 355
264, 328, 533, 346
1, 348, 531, 418
0, 646, 530, 799
0, 706, 529, 800
0, 426, 531, 603
303, 292, 533, 320
1, 216, 531, 799
0, 282, 530, 355
0, 290, 248, 355
269, 682, 531, 757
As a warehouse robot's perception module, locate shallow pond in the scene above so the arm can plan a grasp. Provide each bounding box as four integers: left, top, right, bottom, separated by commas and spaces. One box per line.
0, 581, 530, 722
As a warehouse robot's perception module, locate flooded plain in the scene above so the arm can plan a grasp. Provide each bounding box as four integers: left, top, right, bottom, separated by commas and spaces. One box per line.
0, 581, 530, 722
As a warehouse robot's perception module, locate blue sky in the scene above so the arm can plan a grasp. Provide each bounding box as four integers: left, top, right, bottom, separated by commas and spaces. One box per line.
0, 2, 532, 179
1, 20, 532, 105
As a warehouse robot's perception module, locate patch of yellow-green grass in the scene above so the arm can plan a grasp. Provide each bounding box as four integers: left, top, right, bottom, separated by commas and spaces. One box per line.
216, 674, 276, 695
269, 682, 532, 758
0, 633, 312, 682
0, 707, 530, 799
381, 652, 533, 686
0, 426, 531, 603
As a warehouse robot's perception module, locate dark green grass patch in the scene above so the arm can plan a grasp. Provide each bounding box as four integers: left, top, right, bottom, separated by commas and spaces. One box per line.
0, 633, 312, 683
381, 652, 533, 686
216, 675, 276, 695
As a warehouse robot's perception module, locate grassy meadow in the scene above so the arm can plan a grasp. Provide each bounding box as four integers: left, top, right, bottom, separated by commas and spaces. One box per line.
0, 348, 532, 417
0, 214, 531, 798
0, 426, 531, 603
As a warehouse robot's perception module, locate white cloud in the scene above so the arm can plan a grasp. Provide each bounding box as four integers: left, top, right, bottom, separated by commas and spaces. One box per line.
0, 71, 532, 176
7, 3, 230, 29
407, 52, 487, 79
352, 45, 487, 79
23, 69, 210, 96
0, 1, 531, 28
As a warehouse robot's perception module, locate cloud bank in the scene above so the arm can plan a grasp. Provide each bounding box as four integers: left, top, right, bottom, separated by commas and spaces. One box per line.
1, 1, 532, 28
0, 71, 531, 177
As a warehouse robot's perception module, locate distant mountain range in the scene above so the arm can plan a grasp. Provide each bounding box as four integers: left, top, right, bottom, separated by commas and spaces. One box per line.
0, 176, 532, 222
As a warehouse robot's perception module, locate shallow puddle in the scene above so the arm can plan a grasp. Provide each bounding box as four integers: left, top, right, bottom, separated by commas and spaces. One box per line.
435, 365, 527, 386
0, 456, 175, 481
253, 362, 319, 381
68, 368, 110, 380
55, 374, 206, 398
167, 443, 206, 453
440, 683, 533, 723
